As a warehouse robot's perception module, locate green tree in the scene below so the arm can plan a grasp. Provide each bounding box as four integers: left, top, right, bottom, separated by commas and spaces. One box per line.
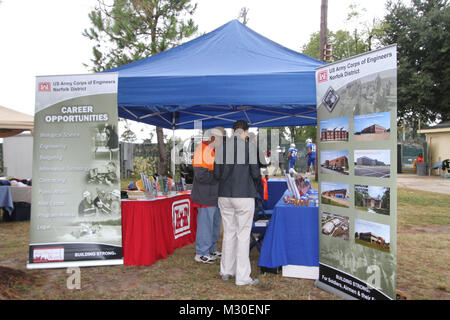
381, 188, 390, 211
382, 0, 450, 126
120, 119, 137, 142
301, 28, 385, 63
286, 126, 317, 145
355, 189, 364, 207
301, 3, 387, 62
83, 0, 198, 176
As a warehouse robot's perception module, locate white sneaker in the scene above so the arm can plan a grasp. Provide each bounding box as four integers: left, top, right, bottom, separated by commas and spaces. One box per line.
220, 273, 234, 281
210, 251, 222, 260
194, 254, 215, 264
236, 278, 259, 286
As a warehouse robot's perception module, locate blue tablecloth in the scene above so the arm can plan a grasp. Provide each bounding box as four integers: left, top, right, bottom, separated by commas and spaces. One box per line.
266, 179, 287, 209
0, 186, 14, 215
258, 190, 319, 269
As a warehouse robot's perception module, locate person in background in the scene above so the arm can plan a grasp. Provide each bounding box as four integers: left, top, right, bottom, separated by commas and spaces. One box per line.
78, 191, 97, 217
94, 189, 112, 216
413, 152, 424, 172
305, 138, 316, 176
191, 127, 226, 264
287, 143, 298, 175
214, 120, 261, 286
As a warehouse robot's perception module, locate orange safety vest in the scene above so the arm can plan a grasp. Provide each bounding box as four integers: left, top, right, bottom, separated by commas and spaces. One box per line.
193, 141, 215, 171
262, 177, 268, 201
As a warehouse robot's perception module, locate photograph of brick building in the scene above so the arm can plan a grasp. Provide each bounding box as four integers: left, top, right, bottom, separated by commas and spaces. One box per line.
354, 219, 390, 253
321, 182, 350, 208
363, 197, 382, 209
361, 124, 388, 134
320, 150, 349, 175
322, 188, 347, 198
354, 111, 391, 141
324, 155, 349, 168
355, 185, 390, 215
320, 117, 349, 142
321, 127, 349, 141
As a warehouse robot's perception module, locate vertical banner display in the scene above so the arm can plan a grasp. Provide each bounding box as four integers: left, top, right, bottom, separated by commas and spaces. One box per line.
315, 45, 397, 300
27, 73, 122, 269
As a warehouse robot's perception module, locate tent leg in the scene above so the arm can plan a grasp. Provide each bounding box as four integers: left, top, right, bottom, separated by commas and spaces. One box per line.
172, 129, 176, 178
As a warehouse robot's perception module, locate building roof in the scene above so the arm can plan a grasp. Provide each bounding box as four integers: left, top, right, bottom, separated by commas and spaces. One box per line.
418, 121, 450, 134
0, 105, 34, 138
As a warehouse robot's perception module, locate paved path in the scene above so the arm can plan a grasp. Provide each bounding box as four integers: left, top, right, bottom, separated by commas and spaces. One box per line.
355, 167, 390, 178
397, 174, 450, 195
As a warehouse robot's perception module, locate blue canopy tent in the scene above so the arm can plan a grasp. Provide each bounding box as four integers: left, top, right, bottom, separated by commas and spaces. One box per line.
107, 19, 325, 130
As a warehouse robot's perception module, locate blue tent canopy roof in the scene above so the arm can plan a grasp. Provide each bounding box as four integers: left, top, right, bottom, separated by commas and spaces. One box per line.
107, 19, 325, 129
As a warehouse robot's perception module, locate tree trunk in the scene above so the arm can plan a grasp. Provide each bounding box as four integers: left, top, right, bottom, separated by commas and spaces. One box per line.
156, 126, 168, 175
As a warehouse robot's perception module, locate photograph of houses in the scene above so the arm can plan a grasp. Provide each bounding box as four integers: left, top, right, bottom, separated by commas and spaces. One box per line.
320, 181, 350, 208
354, 149, 391, 178
321, 212, 349, 240
354, 112, 391, 141
320, 117, 349, 142
320, 150, 349, 175
354, 219, 390, 253
355, 185, 390, 215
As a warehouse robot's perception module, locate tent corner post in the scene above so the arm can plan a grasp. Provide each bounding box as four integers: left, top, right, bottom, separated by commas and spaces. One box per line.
171, 126, 176, 179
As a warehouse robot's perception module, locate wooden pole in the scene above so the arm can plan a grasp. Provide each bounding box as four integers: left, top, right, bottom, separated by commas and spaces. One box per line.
319, 0, 328, 61
317, 0, 328, 182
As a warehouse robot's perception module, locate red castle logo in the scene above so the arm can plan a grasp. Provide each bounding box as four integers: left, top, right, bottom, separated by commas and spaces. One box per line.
172, 199, 191, 239
318, 70, 328, 83
38, 82, 51, 92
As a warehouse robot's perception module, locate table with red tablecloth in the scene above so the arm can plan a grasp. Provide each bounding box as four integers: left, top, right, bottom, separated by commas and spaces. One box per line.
121, 194, 198, 266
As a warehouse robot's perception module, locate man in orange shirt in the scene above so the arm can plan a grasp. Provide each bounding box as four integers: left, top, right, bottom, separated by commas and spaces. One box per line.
417, 153, 424, 163
191, 127, 226, 264
414, 152, 424, 171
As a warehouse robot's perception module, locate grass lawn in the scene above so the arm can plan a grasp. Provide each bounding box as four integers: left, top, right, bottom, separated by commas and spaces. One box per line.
0, 186, 448, 300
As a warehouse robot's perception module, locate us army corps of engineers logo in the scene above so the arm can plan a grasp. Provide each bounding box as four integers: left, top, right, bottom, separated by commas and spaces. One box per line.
172, 199, 191, 239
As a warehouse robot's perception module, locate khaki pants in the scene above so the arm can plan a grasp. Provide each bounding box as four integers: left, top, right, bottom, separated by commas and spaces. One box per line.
218, 197, 255, 285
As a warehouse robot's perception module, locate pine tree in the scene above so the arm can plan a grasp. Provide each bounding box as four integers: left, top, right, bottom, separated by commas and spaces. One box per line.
83, 0, 198, 175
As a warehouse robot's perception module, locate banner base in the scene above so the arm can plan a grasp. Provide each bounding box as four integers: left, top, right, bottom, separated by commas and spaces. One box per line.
26, 259, 124, 270
282, 265, 319, 280
315, 280, 357, 300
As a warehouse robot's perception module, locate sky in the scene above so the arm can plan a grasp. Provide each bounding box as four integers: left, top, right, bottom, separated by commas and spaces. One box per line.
0, 0, 390, 142
320, 117, 349, 131
356, 185, 389, 199
355, 218, 390, 242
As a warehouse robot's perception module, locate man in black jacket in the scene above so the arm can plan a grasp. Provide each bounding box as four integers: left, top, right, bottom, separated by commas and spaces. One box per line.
214, 120, 261, 286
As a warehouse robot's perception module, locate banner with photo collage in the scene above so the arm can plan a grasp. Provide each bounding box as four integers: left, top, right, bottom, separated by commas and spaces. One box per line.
315, 45, 397, 300
27, 73, 123, 269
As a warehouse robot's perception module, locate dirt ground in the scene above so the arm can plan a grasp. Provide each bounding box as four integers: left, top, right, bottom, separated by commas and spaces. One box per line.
0, 180, 448, 301
397, 173, 450, 195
